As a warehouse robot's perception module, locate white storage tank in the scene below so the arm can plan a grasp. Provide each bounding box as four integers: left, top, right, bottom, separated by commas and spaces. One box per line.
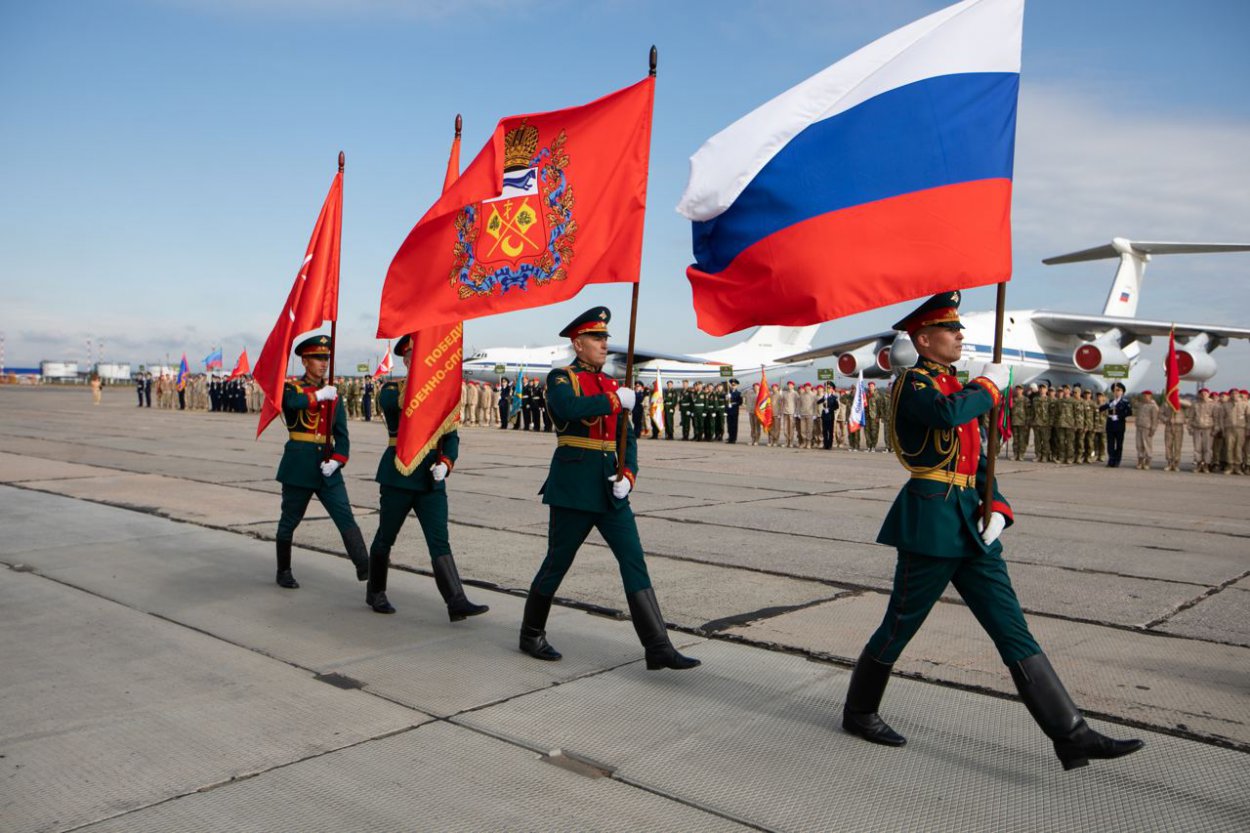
40, 361, 79, 380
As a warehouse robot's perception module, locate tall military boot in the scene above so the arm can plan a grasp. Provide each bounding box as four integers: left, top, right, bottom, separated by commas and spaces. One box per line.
365, 540, 395, 614
1010, 653, 1143, 771
341, 526, 370, 581
275, 539, 299, 589
519, 592, 561, 661
625, 588, 701, 670
842, 651, 906, 746
431, 554, 489, 621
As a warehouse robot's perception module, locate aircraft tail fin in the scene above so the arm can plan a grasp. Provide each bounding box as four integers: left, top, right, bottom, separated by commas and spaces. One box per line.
1043, 238, 1250, 319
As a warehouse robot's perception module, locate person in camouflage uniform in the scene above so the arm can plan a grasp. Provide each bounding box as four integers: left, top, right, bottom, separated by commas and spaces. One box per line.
1093, 392, 1108, 462
1031, 385, 1052, 462
1011, 385, 1031, 461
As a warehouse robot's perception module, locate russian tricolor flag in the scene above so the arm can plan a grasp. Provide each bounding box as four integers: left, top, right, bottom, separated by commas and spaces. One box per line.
678, 0, 1024, 336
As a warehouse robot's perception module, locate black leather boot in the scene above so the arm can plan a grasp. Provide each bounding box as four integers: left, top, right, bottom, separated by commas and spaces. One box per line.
340, 526, 370, 581
1010, 653, 1144, 771
275, 540, 299, 589
519, 592, 561, 661
626, 588, 700, 670
365, 539, 395, 614
842, 651, 906, 746
432, 554, 489, 621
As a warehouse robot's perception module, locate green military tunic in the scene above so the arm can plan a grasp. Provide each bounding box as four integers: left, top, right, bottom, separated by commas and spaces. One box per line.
275, 376, 358, 541
529, 359, 649, 597
865, 358, 1040, 666
371, 380, 459, 561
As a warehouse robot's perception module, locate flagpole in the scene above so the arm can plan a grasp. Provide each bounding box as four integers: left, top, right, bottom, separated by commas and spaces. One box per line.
981, 282, 1007, 526
323, 150, 344, 462
615, 45, 657, 479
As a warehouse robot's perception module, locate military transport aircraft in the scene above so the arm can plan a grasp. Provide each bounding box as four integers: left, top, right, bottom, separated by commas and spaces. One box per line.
777, 239, 1250, 392
462, 324, 820, 384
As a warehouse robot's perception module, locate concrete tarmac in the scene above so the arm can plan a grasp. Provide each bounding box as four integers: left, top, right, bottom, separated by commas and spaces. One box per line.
1, 386, 1247, 832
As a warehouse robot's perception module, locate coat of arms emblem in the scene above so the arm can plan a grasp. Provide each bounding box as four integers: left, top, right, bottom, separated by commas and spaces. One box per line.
450, 121, 577, 299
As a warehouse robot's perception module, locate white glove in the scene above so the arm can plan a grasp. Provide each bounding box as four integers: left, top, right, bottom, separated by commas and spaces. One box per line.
609, 475, 631, 500
978, 511, 1006, 546
978, 363, 1010, 393
431, 462, 448, 482
615, 387, 636, 412
320, 459, 341, 478
314, 385, 338, 402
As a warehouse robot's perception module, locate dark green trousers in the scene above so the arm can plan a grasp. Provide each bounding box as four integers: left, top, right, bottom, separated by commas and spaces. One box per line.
531, 504, 652, 596
865, 548, 1041, 666
372, 485, 450, 560
277, 482, 357, 542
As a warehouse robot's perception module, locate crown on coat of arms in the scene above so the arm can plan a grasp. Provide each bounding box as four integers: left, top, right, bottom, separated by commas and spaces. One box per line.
503, 121, 540, 170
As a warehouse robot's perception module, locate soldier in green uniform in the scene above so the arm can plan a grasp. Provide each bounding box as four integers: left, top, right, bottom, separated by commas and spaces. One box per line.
862, 382, 880, 451
1093, 392, 1108, 461
273, 335, 369, 589
842, 292, 1141, 771
518, 308, 699, 671
878, 385, 894, 453
663, 381, 678, 439
1032, 384, 1052, 462
1081, 389, 1097, 463
713, 382, 727, 440
1011, 385, 1031, 460
1053, 387, 1073, 464
679, 381, 694, 440
365, 336, 489, 619
1069, 386, 1085, 464
690, 382, 706, 441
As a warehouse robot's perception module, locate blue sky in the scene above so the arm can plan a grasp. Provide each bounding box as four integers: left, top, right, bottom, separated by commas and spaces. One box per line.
2, 0, 1248, 382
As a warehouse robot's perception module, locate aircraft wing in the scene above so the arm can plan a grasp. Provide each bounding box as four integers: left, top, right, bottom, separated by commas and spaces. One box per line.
606, 343, 724, 365
1032, 312, 1250, 341
775, 331, 896, 363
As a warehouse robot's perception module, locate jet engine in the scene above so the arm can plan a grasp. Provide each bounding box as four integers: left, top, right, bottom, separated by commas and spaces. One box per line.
837, 344, 878, 376
887, 332, 917, 372
1072, 330, 1130, 374
1176, 333, 1219, 381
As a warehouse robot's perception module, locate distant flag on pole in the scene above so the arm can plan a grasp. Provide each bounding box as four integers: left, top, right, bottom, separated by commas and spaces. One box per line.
373, 349, 393, 380
677, 0, 1024, 336
848, 371, 867, 433
1165, 326, 1182, 411
176, 353, 190, 391
203, 347, 223, 371
252, 167, 344, 438
648, 370, 666, 436
228, 349, 251, 381
755, 366, 774, 430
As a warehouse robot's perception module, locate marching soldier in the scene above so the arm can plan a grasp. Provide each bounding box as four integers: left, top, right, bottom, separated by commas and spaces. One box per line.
1135, 390, 1160, 469
842, 292, 1141, 771
272, 335, 369, 589
365, 336, 489, 619
519, 307, 700, 671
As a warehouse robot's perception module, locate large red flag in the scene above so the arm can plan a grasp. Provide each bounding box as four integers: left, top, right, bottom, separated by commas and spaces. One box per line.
1165, 326, 1182, 411
377, 77, 654, 337
393, 127, 466, 474
253, 170, 343, 437
755, 367, 774, 430
228, 349, 251, 381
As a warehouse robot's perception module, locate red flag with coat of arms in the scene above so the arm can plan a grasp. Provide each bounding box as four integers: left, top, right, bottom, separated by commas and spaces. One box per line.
377, 77, 654, 337
392, 126, 467, 475
755, 367, 774, 430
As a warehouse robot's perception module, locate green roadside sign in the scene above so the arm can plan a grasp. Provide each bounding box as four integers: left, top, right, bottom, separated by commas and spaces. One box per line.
356, 363, 369, 373
1102, 364, 1129, 379
817, 368, 835, 381
719, 365, 734, 377
494, 363, 506, 375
